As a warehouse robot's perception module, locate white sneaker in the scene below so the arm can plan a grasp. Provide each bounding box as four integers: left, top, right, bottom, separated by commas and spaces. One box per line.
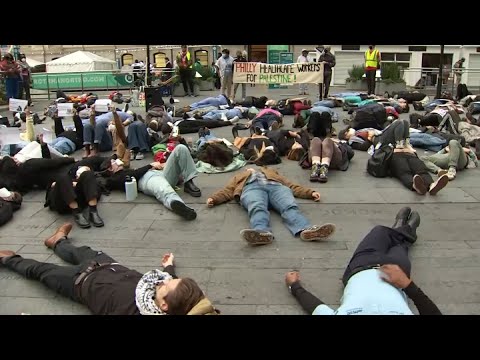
229, 116, 240, 124
135, 152, 144, 160
447, 166, 456, 180
220, 113, 228, 121
130, 152, 136, 161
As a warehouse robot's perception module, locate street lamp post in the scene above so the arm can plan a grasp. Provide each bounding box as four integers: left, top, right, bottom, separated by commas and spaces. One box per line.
12, 45, 21, 61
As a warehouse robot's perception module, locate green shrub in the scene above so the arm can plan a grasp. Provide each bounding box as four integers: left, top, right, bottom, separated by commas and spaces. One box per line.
380, 63, 405, 83
346, 64, 365, 81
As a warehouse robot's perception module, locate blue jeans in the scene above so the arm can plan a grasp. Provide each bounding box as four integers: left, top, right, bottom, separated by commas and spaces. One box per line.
51, 137, 76, 155
240, 181, 311, 235
138, 144, 198, 209
127, 121, 149, 152
5, 77, 19, 100
190, 95, 228, 110
313, 100, 335, 108
82, 118, 112, 151
409, 132, 446, 152
252, 114, 279, 130
203, 108, 242, 120
196, 131, 219, 150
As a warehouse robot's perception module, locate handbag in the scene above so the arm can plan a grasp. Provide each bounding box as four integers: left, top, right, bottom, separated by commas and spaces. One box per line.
367, 144, 393, 178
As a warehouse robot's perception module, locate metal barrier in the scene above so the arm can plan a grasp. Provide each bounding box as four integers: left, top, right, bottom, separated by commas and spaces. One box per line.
403, 67, 480, 94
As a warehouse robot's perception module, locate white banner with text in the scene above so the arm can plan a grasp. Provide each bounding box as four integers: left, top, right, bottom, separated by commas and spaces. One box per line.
233, 62, 323, 84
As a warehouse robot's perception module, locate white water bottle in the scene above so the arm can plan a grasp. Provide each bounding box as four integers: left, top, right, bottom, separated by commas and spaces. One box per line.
125, 176, 138, 201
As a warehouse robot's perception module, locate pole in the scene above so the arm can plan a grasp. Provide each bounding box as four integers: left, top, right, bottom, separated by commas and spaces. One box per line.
146, 45, 151, 86
436, 45, 444, 99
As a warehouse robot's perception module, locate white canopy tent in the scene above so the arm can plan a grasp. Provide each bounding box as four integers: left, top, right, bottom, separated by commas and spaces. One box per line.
25, 57, 44, 67
46, 51, 117, 73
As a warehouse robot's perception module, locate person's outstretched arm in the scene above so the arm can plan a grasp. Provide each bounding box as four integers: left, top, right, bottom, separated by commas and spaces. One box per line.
380, 264, 442, 315
285, 271, 334, 315
161, 253, 178, 279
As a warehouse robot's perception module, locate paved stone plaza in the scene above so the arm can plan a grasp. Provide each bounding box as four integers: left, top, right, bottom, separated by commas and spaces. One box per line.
1, 85, 479, 315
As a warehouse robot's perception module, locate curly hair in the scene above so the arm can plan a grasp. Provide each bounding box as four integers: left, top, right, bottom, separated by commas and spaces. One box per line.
196, 142, 234, 168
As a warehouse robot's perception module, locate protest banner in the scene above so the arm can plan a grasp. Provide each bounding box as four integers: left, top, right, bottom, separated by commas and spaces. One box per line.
94, 99, 112, 113
233, 62, 323, 85
8, 98, 28, 112
57, 103, 74, 117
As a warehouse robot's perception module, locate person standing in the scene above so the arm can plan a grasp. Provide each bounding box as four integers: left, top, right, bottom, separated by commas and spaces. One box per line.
318, 46, 336, 100
297, 49, 311, 95
365, 45, 381, 95
215, 49, 234, 101
0, 53, 21, 100
176, 45, 195, 97
17, 54, 33, 106
233, 50, 247, 101
453, 57, 465, 86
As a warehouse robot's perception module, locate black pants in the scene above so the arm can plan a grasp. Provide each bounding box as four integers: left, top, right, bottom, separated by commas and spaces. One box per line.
292, 225, 413, 313
376, 119, 410, 146
179, 68, 194, 95
389, 152, 433, 190
178, 119, 232, 134
2, 239, 115, 301
18, 78, 32, 104
319, 72, 332, 99
366, 69, 376, 95
394, 91, 426, 103
420, 113, 442, 127
48, 171, 100, 214
54, 114, 84, 147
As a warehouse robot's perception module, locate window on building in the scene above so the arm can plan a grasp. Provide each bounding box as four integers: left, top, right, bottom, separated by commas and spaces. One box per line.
153, 52, 166, 67
341, 45, 360, 51
381, 52, 411, 69
122, 53, 134, 66
194, 50, 208, 66
408, 46, 427, 52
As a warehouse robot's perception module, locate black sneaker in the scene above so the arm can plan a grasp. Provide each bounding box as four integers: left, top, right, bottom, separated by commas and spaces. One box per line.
318, 165, 329, 183
171, 200, 197, 220
310, 164, 321, 182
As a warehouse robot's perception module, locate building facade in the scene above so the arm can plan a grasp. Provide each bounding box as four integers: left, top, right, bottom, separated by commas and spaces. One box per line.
17, 45, 480, 88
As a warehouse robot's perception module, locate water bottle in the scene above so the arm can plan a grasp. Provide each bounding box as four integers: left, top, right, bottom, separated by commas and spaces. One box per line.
25, 115, 35, 142
125, 176, 138, 201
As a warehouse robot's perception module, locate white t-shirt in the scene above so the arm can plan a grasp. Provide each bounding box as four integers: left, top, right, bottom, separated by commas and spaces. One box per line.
215, 56, 234, 77
297, 55, 311, 63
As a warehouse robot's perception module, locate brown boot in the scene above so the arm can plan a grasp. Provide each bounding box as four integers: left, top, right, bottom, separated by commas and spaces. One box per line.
83, 144, 91, 158
44, 223, 73, 249
0, 250, 16, 263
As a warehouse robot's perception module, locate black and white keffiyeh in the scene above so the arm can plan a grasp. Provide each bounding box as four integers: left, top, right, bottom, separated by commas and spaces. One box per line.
135, 269, 173, 315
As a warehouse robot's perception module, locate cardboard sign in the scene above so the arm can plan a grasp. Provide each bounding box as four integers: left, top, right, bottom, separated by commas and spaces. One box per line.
9, 98, 28, 112
42, 128, 54, 144
94, 99, 112, 113
57, 103, 74, 117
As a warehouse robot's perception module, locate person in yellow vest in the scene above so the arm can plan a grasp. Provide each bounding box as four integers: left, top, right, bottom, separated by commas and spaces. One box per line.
365, 45, 381, 95
176, 45, 196, 97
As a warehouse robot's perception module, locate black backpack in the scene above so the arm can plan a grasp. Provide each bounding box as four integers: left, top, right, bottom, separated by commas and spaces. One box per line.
367, 145, 394, 178
0, 201, 13, 226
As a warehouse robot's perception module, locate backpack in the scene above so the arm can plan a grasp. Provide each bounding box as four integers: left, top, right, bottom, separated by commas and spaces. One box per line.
0, 201, 13, 226
367, 145, 394, 178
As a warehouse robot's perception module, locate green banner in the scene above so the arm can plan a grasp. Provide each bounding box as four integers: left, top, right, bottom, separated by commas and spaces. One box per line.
268, 45, 289, 89
280, 52, 294, 64
31, 72, 134, 90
